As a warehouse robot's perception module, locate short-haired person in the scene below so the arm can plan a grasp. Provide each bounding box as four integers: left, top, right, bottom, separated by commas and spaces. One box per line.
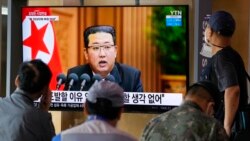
64, 25, 143, 92
0, 59, 55, 141
141, 81, 229, 141
53, 81, 137, 141
201, 11, 248, 137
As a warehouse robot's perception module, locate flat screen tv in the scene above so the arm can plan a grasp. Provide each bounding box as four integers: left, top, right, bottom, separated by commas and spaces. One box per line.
9, 3, 189, 113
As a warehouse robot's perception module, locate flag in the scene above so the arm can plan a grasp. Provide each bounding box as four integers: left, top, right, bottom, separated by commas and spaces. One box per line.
22, 7, 62, 90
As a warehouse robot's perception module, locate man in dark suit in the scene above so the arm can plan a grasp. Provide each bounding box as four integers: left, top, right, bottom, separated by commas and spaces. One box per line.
65, 25, 143, 92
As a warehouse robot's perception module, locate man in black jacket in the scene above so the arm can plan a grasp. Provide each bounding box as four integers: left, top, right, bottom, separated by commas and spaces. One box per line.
65, 25, 143, 92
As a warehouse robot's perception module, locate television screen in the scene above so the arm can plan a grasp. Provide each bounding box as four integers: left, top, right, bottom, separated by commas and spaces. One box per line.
21, 5, 189, 113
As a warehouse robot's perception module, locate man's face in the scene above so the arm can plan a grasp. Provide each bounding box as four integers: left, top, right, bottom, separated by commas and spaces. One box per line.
84, 32, 117, 77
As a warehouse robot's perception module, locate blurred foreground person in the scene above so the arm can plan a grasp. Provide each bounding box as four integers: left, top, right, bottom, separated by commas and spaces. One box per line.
0, 59, 55, 141
53, 81, 137, 141
141, 81, 229, 141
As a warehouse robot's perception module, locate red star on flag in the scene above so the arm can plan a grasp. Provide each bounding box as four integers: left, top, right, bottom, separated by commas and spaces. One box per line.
23, 21, 50, 59
23, 7, 63, 90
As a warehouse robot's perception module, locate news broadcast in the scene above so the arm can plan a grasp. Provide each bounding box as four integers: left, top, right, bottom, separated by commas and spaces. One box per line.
22, 6, 189, 113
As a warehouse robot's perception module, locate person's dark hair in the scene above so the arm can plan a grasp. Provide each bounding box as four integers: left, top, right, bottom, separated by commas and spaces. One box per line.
18, 59, 52, 93
85, 99, 122, 120
83, 25, 116, 47
186, 81, 221, 112
208, 11, 236, 37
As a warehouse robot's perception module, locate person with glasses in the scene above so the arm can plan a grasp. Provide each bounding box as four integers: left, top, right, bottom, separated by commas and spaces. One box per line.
64, 25, 143, 92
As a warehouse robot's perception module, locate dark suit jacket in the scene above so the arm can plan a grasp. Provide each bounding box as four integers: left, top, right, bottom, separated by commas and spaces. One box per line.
64, 63, 143, 92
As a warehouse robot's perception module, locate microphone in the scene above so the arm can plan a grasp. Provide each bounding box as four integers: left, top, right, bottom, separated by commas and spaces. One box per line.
56, 73, 66, 90
92, 74, 102, 84
79, 73, 91, 91
105, 74, 115, 82
67, 73, 79, 91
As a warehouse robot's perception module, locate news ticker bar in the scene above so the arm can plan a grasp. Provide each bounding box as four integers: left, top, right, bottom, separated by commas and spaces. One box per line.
36, 91, 183, 106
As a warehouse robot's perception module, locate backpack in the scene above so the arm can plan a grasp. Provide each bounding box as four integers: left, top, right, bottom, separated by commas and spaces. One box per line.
231, 71, 250, 141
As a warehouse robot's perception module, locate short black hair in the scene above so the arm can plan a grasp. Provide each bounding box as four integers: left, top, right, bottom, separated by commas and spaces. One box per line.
18, 59, 52, 93
83, 25, 116, 47
85, 99, 122, 120
186, 81, 221, 112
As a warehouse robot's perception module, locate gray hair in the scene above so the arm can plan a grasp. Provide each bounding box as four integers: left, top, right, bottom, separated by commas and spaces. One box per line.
87, 81, 124, 107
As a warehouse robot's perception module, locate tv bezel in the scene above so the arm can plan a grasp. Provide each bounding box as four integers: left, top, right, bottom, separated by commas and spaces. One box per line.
8, 1, 189, 113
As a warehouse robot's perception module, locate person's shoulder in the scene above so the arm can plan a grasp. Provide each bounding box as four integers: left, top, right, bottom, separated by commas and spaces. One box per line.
23, 108, 52, 123
215, 46, 244, 66
68, 64, 89, 72
60, 121, 137, 141
61, 123, 84, 134
116, 63, 140, 73
227, 46, 244, 60
145, 111, 171, 128
202, 116, 228, 139
116, 132, 138, 141
111, 126, 137, 141
0, 96, 8, 105
218, 46, 241, 58
141, 113, 170, 140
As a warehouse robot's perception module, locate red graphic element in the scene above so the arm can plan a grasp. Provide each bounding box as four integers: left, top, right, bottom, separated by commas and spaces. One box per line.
48, 37, 63, 90
22, 7, 63, 90
23, 21, 50, 59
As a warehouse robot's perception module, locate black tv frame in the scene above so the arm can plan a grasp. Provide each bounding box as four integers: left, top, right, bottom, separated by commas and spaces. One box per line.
8, 1, 189, 114
6, 0, 28, 96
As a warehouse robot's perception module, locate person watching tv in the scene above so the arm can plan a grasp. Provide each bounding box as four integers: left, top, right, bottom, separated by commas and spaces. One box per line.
53, 80, 137, 141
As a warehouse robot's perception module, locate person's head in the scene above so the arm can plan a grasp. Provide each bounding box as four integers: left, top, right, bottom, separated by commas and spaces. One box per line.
83, 25, 117, 77
85, 80, 124, 126
204, 11, 235, 49
15, 59, 52, 98
185, 81, 220, 116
